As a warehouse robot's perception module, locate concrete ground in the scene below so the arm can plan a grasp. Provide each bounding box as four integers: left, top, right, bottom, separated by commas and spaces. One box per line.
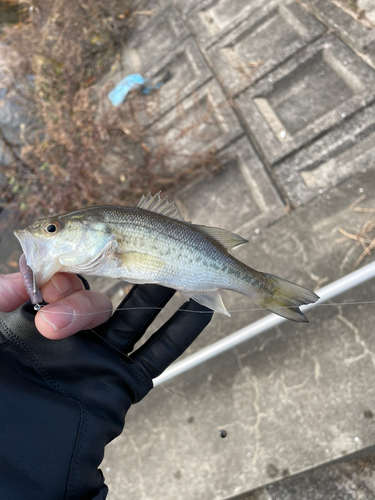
246, 450, 375, 500
1, 0, 375, 499
102, 172, 375, 500
96, 1, 375, 499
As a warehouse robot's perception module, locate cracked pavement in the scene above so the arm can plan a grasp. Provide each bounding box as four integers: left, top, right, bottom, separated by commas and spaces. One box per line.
101, 170, 375, 500
1, 0, 375, 498
97, 0, 375, 498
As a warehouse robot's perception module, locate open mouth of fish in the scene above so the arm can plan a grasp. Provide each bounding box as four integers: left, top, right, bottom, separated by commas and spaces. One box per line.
13, 229, 56, 287
14, 230, 45, 273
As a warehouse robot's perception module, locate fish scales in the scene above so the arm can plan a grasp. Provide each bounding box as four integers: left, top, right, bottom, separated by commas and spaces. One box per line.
92, 207, 248, 287
14, 192, 319, 321
112, 209, 255, 291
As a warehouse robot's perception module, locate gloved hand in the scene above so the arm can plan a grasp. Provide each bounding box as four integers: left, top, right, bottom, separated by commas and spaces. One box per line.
0, 275, 212, 500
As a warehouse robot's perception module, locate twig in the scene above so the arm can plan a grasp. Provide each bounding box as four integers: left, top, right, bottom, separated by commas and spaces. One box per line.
350, 195, 375, 213
338, 195, 375, 268
337, 228, 373, 245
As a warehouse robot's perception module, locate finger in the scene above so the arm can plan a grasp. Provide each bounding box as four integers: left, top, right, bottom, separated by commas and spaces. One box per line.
40, 273, 85, 303
35, 290, 112, 339
0, 273, 29, 312
131, 300, 213, 380
95, 284, 175, 353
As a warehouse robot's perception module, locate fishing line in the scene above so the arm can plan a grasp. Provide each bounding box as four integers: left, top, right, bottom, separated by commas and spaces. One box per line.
84, 297, 375, 395
38, 297, 375, 396
37, 299, 375, 317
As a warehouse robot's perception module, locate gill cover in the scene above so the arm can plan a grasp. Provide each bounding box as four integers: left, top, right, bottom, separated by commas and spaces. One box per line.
14, 219, 116, 287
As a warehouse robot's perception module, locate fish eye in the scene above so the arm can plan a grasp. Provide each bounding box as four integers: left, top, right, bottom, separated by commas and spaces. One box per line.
44, 221, 61, 235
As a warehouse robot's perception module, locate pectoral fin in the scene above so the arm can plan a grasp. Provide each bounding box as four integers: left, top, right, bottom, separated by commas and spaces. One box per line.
183, 290, 230, 316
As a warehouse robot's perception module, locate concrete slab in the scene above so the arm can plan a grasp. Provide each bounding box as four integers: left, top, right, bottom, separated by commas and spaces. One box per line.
207, 0, 325, 95
301, 0, 375, 69
120, 4, 189, 75
101, 169, 375, 500
244, 450, 375, 500
274, 102, 375, 206
177, 136, 285, 236
359, 0, 375, 26
149, 79, 243, 174
135, 37, 213, 125
132, 0, 171, 31
172, 0, 200, 15
186, 0, 272, 48
235, 34, 375, 165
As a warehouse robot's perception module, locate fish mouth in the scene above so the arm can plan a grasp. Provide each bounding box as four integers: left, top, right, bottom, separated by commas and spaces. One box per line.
13, 229, 54, 286
14, 230, 43, 271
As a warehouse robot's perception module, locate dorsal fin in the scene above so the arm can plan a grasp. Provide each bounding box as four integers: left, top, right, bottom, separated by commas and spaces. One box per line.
137, 192, 185, 221
192, 224, 248, 249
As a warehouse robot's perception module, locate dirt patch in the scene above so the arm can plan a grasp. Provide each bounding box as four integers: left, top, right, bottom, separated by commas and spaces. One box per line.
0, 0, 223, 223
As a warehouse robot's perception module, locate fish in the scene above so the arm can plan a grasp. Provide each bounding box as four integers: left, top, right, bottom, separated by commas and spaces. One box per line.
14, 192, 319, 321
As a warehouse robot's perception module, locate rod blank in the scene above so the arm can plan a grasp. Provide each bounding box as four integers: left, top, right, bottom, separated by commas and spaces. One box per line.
154, 260, 375, 386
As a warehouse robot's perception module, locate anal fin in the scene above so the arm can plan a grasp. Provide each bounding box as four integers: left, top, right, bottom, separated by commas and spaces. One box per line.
183, 290, 230, 317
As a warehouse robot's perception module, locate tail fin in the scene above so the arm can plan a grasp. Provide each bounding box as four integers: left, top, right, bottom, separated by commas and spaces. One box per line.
261, 273, 319, 322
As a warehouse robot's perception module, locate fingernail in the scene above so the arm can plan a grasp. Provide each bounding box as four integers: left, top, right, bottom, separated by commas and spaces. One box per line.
50, 275, 72, 296
39, 304, 75, 332
50, 276, 63, 295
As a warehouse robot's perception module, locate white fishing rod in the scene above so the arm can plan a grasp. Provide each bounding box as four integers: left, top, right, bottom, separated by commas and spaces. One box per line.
154, 260, 375, 386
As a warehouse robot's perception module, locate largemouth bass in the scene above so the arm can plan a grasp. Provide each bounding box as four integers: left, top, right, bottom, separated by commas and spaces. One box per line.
14, 192, 319, 321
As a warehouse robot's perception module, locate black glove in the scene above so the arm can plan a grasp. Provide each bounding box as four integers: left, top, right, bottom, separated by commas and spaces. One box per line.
0, 284, 212, 500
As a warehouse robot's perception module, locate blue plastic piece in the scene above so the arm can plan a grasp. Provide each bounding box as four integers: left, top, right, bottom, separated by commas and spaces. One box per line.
108, 71, 172, 105
108, 74, 145, 106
